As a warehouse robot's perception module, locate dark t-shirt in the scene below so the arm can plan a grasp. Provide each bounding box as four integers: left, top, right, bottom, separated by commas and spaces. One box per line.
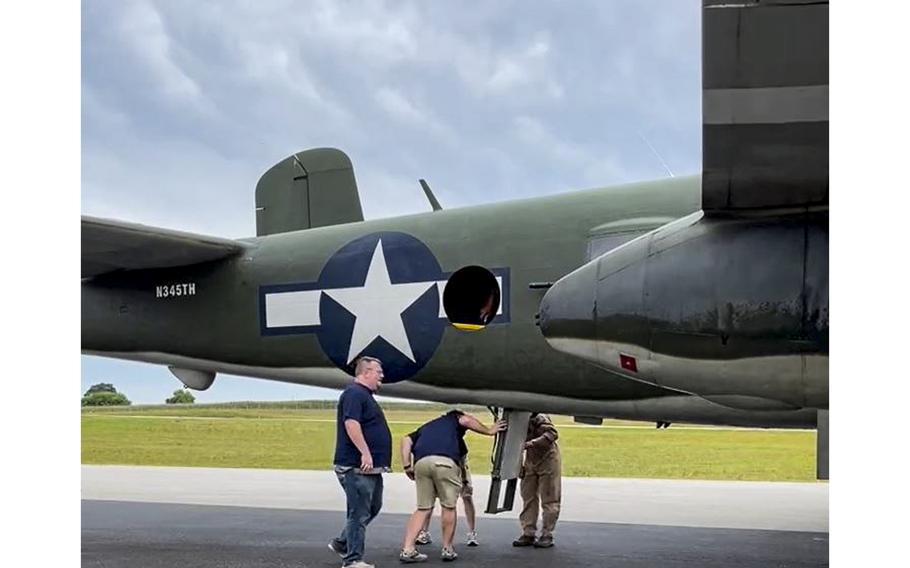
408, 410, 467, 463
333, 383, 392, 468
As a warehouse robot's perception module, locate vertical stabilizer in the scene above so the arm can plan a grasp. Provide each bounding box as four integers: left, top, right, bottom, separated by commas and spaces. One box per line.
255, 148, 364, 236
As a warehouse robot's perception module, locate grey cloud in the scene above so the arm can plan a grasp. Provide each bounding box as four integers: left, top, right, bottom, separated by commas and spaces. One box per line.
83, 0, 701, 232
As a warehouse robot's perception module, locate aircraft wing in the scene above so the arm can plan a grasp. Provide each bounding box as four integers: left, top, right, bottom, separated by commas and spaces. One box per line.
82, 216, 248, 278
701, 0, 828, 214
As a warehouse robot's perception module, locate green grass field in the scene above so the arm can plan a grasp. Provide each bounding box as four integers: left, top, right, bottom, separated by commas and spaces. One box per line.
81, 403, 817, 481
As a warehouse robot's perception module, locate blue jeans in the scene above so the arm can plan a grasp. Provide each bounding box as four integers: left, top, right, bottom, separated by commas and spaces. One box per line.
334, 470, 383, 565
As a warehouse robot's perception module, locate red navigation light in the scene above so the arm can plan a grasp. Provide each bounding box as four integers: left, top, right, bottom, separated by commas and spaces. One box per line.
619, 353, 638, 373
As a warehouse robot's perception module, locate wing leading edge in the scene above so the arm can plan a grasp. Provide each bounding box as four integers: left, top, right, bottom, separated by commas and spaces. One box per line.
82, 216, 248, 278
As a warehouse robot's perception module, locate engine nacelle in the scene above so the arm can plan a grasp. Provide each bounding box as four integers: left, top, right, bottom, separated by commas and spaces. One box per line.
539, 211, 828, 411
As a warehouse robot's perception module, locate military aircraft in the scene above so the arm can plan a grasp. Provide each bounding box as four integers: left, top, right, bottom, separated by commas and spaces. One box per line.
82, 0, 828, 479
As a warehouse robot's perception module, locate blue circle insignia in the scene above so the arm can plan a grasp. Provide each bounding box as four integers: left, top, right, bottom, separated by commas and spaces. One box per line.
315, 232, 446, 383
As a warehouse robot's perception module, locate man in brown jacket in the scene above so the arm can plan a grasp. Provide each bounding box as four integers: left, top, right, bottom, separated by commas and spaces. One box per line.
513, 413, 561, 548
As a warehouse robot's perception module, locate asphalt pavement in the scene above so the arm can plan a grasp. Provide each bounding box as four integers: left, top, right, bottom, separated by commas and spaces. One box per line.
82, 500, 827, 568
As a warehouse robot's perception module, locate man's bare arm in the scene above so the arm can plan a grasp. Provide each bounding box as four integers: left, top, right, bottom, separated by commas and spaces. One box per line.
400, 436, 414, 468
344, 419, 373, 471
400, 436, 415, 480
459, 414, 507, 436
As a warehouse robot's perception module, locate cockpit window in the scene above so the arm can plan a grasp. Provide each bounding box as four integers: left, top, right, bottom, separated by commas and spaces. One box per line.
586, 231, 644, 261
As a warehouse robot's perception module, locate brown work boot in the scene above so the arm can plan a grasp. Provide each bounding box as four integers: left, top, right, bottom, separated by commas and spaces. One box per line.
512, 534, 536, 547
534, 534, 554, 548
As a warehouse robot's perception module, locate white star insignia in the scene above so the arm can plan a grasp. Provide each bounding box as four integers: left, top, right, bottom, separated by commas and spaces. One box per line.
322, 239, 435, 364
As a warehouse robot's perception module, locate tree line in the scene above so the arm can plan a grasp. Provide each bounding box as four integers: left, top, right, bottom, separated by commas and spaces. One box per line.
81, 383, 195, 406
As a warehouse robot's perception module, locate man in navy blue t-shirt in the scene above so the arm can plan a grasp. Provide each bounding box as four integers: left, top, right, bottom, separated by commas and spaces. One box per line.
398, 410, 506, 562
328, 356, 392, 568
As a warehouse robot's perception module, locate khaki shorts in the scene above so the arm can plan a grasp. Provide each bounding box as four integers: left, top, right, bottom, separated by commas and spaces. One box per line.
415, 456, 463, 510
460, 459, 473, 498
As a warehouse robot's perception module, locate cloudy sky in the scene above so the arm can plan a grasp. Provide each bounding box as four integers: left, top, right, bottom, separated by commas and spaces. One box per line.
81, 0, 702, 403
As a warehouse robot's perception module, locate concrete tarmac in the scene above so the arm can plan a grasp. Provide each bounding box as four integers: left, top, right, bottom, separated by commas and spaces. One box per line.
81, 466, 828, 567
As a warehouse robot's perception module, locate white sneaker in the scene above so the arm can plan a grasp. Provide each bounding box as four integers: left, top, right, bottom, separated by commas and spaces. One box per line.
465, 531, 478, 547
416, 530, 432, 545
441, 547, 458, 562
399, 548, 428, 563
343, 561, 375, 568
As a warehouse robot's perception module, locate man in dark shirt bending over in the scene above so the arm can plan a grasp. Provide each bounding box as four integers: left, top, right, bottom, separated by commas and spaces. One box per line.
329, 356, 392, 568
398, 410, 506, 562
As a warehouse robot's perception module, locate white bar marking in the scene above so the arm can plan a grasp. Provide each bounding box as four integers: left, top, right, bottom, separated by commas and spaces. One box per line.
265, 290, 322, 328
266, 274, 505, 328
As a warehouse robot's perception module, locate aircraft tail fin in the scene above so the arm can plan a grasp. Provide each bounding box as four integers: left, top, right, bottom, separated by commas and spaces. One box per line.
255, 148, 364, 236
